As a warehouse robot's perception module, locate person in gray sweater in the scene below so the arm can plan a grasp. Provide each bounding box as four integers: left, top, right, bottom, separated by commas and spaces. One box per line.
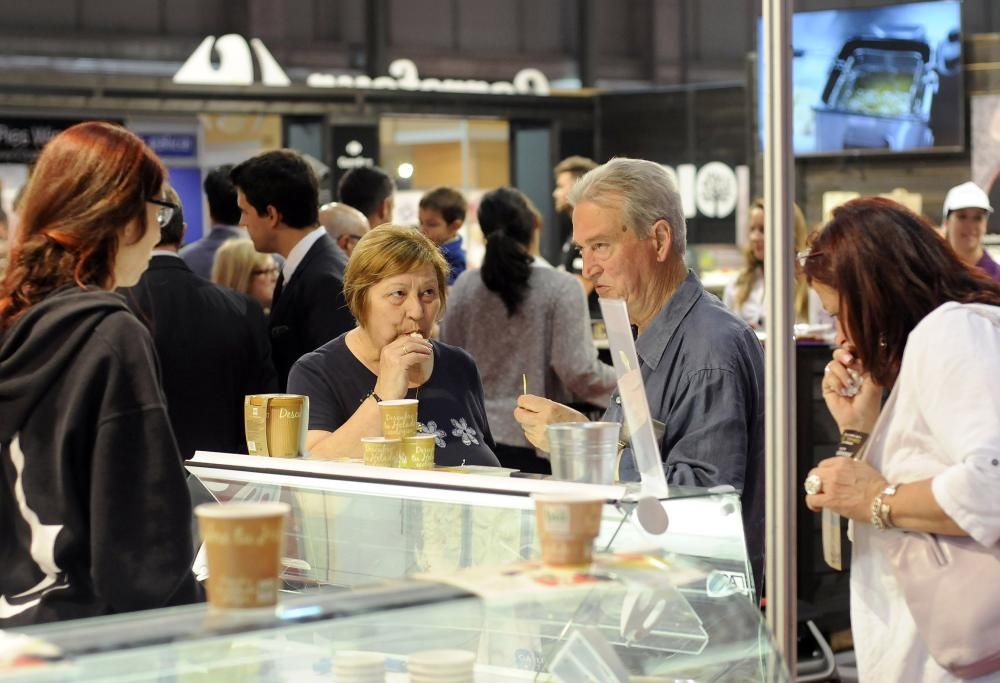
440, 187, 615, 473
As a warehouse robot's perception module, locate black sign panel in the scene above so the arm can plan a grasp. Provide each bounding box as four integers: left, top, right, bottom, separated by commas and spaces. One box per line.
0, 117, 123, 163
330, 124, 380, 195
597, 87, 748, 245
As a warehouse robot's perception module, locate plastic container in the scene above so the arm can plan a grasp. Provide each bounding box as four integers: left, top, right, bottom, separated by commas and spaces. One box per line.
333, 650, 385, 682
407, 649, 474, 683
546, 422, 621, 485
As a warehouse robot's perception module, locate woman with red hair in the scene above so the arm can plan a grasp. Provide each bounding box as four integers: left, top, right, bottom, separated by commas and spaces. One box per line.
0, 122, 200, 626
801, 197, 1000, 680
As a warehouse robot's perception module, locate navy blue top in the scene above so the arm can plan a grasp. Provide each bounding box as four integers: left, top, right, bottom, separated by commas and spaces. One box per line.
288, 333, 499, 467
178, 225, 246, 280
441, 236, 467, 285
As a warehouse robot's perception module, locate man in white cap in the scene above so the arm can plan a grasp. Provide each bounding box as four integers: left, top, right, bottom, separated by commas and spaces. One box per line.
942, 181, 1000, 282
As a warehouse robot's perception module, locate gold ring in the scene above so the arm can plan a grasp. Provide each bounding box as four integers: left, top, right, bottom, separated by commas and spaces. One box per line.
804, 473, 823, 496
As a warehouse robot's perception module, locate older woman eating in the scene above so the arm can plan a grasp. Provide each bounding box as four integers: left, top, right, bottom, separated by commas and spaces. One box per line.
288, 224, 498, 466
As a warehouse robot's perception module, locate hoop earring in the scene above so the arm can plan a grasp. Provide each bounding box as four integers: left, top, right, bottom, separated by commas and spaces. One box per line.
879, 334, 887, 349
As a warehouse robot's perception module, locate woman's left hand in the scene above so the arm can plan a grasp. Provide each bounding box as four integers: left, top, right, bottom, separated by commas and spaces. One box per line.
805, 457, 888, 523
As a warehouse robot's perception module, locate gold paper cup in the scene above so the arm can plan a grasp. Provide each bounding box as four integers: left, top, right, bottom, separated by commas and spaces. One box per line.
195, 501, 290, 609
362, 437, 402, 467
244, 394, 309, 458
400, 434, 436, 469
378, 399, 419, 439
532, 492, 605, 566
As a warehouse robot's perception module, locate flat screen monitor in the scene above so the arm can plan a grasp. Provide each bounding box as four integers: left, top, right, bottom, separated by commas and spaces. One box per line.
757, 0, 963, 157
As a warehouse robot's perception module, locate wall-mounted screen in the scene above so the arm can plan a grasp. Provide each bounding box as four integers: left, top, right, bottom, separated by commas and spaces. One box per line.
758, 0, 963, 156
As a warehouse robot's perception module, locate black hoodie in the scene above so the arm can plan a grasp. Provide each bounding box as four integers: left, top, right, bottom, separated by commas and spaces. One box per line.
0, 285, 201, 626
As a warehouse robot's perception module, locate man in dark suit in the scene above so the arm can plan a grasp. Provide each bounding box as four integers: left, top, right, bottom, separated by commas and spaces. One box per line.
179, 164, 247, 279
231, 150, 355, 390
122, 187, 277, 459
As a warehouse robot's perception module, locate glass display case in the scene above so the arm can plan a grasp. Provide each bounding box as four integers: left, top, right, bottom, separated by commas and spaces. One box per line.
0, 452, 787, 681
184, 452, 756, 599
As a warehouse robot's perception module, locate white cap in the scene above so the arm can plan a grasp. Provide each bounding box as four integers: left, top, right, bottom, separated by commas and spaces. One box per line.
943, 181, 993, 216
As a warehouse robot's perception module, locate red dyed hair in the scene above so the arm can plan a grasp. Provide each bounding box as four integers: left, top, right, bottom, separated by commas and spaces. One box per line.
802, 197, 1000, 387
0, 122, 164, 329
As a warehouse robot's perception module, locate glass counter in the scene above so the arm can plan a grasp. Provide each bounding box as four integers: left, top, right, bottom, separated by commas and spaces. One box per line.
0, 452, 784, 681
1, 558, 785, 681
184, 452, 756, 599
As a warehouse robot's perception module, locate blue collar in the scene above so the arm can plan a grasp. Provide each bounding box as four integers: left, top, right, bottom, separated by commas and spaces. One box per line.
634, 270, 704, 370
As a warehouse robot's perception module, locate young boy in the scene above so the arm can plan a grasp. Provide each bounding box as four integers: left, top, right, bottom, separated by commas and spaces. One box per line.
418, 187, 467, 284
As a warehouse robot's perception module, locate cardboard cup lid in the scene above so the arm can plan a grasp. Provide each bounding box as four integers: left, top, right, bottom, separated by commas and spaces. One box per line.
194, 501, 290, 519
246, 394, 306, 407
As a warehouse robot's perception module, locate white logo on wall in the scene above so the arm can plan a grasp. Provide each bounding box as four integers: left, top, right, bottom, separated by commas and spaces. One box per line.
337, 139, 374, 171
173, 35, 550, 96
662, 162, 750, 220
308, 58, 550, 96
173, 34, 290, 86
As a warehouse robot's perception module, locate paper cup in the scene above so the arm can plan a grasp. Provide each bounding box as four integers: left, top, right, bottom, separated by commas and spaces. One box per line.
195, 502, 290, 609
244, 394, 309, 458
362, 436, 401, 467
532, 492, 606, 566
378, 399, 419, 438
400, 434, 436, 469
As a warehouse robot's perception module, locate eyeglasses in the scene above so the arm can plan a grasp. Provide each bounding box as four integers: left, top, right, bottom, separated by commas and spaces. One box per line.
147, 198, 180, 229
796, 249, 820, 268
252, 266, 280, 278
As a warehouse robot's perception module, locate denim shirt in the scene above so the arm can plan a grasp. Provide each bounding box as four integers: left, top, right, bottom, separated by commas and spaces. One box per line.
604, 270, 765, 591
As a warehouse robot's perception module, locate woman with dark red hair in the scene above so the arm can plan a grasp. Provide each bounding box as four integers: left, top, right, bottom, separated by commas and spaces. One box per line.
801, 197, 1000, 681
0, 122, 201, 626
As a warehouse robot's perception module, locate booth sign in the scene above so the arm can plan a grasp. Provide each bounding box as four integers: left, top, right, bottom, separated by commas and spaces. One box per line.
174, 35, 551, 97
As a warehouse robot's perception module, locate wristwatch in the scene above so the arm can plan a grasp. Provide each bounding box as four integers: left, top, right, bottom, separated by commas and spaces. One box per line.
836, 429, 869, 459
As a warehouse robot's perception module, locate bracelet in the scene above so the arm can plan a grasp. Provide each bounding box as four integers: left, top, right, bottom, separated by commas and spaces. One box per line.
369, 390, 383, 404
836, 429, 869, 459
870, 483, 898, 530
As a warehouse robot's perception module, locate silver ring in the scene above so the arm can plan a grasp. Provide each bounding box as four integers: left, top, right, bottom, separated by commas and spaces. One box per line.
804, 473, 823, 496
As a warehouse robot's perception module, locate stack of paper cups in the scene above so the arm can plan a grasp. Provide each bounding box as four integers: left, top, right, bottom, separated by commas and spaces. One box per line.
333, 651, 385, 682
407, 649, 475, 683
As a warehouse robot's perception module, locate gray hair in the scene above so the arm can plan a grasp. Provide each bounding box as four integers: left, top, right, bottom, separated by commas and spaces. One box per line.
567, 157, 687, 258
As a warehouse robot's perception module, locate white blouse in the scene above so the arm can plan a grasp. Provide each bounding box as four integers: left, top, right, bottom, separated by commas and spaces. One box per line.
851, 302, 1000, 682
721, 270, 830, 328
723, 272, 765, 327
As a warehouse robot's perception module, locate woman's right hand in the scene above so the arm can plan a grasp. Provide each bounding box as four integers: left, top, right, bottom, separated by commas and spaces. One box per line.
373, 334, 433, 400
821, 346, 882, 434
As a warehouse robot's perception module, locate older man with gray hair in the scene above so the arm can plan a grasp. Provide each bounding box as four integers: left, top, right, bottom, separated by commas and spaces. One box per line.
514, 157, 765, 593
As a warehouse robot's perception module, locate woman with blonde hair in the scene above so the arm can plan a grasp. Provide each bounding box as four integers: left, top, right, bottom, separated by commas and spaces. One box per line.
211, 238, 278, 313
288, 224, 498, 466
723, 198, 815, 328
